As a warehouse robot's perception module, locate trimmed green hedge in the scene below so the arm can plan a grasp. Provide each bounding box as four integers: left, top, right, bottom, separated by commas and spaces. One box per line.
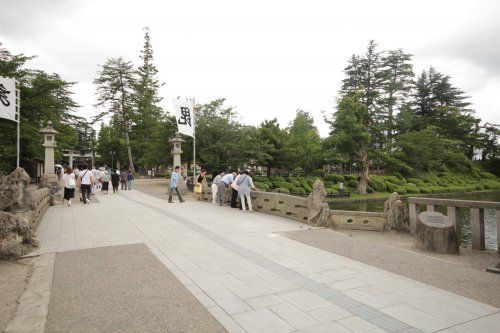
324, 174, 345, 182
273, 187, 290, 194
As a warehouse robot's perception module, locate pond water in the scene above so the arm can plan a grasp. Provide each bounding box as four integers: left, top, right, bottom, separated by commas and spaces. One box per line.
329, 191, 500, 250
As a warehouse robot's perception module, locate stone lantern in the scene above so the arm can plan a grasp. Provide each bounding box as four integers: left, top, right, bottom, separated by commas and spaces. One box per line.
39, 121, 60, 193
169, 132, 187, 193
169, 132, 185, 170
40, 121, 58, 175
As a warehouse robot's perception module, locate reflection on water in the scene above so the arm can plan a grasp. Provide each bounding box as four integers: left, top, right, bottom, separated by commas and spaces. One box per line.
329, 191, 500, 250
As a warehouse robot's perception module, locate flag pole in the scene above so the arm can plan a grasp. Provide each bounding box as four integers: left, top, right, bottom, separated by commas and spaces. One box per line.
192, 98, 196, 181
16, 80, 20, 168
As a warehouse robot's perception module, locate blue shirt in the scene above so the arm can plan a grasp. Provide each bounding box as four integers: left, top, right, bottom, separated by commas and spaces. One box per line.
170, 172, 179, 189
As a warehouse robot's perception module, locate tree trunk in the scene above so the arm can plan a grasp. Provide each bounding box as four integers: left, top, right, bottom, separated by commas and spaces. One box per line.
124, 130, 135, 171
356, 151, 371, 194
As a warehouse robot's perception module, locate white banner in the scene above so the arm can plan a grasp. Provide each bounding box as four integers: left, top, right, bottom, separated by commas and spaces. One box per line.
172, 98, 195, 137
0, 77, 18, 122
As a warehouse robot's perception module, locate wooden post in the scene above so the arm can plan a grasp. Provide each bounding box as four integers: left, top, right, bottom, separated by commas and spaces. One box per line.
471, 208, 485, 251
496, 210, 500, 254
427, 204, 436, 212
447, 206, 461, 243
409, 203, 419, 235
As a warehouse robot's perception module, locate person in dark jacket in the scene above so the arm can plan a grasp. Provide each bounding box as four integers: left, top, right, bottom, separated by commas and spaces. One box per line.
120, 170, 128, 190
127, 170, 134, 190
111, 170, 120, 194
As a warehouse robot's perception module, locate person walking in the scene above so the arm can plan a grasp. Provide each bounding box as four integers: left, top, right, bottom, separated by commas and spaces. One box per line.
77, 164, 94, 205
120, 170, 127, 190
102, 168, 110, 194
61, 167, 76, 206
92, 166, 101, 190
237, 170, 258, 211
211, 171, 224, 204
111, 169, 120, 194
217, 171, 236, 206
127, 170, 134, 190
169, 166, 185, 203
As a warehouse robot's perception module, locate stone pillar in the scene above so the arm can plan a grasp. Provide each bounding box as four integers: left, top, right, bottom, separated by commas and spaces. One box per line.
447, 206, 461, 243
169, 132, 187, 193
68, 150, 74, 168
471, 208, 485, 251
409, 203, 419, 235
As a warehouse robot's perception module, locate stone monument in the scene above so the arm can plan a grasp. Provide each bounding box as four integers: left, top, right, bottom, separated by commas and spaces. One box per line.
307, 179, 331, 227
169, 132, 187, 193
39, 121, 60, 194
384, 192, 404, 232
415, 211, 459, 254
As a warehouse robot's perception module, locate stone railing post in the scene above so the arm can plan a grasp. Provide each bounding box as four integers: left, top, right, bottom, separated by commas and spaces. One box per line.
427, 204, 436, 212
470, 208, 485, 251
496, 210, 500, 254
409, 203, 419, 235
447, 206, 461, 242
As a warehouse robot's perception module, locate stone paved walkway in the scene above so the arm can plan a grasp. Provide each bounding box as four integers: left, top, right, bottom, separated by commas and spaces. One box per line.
31, 188, 500, 333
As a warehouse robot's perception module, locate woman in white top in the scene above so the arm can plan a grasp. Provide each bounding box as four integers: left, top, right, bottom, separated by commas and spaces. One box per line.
61, 167, 76, 206
236, 170, 258, 211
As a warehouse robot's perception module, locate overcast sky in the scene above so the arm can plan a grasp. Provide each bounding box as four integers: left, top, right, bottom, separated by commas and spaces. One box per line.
1, 0, 499, 137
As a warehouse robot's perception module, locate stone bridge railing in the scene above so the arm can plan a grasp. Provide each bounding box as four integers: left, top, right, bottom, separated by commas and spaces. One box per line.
408, 197, 500, 253
200, 187, 387, 231
30, 187, 52, 227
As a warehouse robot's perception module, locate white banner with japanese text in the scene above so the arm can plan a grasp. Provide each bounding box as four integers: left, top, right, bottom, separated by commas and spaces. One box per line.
0, 77, 18, 122
172, 98, 194, 137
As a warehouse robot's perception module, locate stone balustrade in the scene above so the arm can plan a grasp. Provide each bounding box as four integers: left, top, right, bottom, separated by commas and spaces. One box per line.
329, 210, 386, 231
408, 197, 500, 253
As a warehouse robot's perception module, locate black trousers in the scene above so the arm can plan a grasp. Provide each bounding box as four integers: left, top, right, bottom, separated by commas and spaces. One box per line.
81, 184, 91, 204
230, 188, 238, 208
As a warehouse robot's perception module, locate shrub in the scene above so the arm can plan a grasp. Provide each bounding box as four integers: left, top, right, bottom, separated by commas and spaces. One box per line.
299, 179, 313, 192
264, 181, 273, 189
447, 186, 468, 193
292, 180, 301, 187
254, 176, 267, 183
366, 185, 374, 193
314, 169, 325, 176
394, 186, 407, 195
386, 176, 406, 185
293, 187, 306, 194
385, 182, 397, 193
273, 187, 290, 194
270, 176, 284, 182
369, 176, 387, 192
407, 178, 425, 186
344, 174, 357, 181
482, 179, 500, 190
292, 167, 304, 175
419, 186, 432, 194
479, 171, 496, 179
324, 174, 345, 182
405, 186, 420, 194
347, 180, 358, 189
254, 182, 269, 191
474, 183, 485, 190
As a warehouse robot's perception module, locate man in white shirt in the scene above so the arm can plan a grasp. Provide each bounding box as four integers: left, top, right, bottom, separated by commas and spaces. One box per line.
78, 164, 94, 205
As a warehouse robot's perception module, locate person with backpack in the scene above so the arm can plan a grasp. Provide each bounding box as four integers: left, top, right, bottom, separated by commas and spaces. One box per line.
61, 167, 76, 206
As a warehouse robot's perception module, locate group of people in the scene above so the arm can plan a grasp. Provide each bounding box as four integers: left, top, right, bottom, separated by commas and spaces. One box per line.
168, 166, 258, 211
60, 164, 135, 206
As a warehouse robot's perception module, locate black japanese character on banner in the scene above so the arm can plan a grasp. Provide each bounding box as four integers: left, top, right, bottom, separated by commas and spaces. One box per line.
0, 84, 11, 107
178, 106, 192, 126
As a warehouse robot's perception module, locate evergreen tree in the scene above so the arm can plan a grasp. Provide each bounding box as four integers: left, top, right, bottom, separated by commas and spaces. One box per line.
287, 110, 321, 173
380, 49, 414, 147
93, 57, 136, 171
133, 27, 164, 169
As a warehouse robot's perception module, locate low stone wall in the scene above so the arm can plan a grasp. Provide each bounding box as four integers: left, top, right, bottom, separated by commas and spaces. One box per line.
329, 210, 386, 231
200, 186, 387, 230
30, 188, 51, 228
